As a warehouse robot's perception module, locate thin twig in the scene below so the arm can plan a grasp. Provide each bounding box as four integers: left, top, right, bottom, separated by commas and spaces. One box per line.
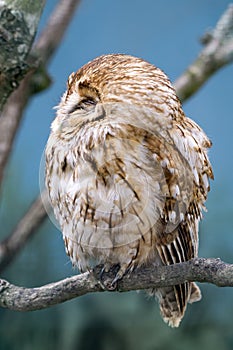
0, 258, 232, 311
0, 72, 35, 186
174, 4, 233, 101
0, 189, 50, 273
34, 0, 81, 63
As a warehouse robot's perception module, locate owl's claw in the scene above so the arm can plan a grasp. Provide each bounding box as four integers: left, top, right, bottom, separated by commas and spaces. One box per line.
96, 266, 108, 290
109, 274, 121, 290
99, 265, 109, 280
98, 264, 121, 291
104, 279, 118, 291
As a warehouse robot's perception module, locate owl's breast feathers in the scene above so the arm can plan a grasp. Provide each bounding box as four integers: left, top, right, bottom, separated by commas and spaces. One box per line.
46, 115, 212, 265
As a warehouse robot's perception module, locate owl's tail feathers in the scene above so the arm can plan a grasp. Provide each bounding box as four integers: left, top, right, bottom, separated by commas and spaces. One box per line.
149, 282, 201, 328
189, 282, 202, 304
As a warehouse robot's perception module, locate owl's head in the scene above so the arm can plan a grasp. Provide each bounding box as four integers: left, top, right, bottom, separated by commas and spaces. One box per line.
52, 54, 181, 135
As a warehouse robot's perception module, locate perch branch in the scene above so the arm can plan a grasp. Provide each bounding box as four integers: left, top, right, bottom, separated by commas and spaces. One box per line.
0, 258, 232, 311
174, 4, 233, 101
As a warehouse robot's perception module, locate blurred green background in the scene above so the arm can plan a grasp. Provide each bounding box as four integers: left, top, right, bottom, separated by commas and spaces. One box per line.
0, 0, 233, 349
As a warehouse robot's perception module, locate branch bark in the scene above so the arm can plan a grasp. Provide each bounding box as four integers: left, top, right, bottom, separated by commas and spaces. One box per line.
0, 258, 232, 311
0, 0, 46, 111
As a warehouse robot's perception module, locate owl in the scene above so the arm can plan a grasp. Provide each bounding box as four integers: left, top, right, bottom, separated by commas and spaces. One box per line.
45, 54, 213, 327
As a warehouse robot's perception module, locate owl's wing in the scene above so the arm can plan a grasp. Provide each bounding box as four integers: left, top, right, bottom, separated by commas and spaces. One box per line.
149, 116, 213, 327
155, 219, 201, 327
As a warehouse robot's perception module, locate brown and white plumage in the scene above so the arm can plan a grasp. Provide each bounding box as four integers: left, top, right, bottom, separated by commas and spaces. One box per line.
45, 54, 213, 327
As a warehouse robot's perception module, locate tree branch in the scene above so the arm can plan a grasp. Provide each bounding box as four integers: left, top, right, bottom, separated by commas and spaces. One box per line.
34, 0, 81, 63
0, 0, 46, 111
174, 4, 233, 101
0, 189, 50, 273
0, 258, 232, 311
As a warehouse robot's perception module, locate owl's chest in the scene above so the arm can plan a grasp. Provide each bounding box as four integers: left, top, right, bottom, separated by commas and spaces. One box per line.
57, 135, 158, 212
48, 133, 165, 248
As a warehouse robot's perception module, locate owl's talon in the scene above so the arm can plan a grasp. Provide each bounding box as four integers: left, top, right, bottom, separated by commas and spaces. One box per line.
97, 264, 121, 291
98, 279, 109, 290
97, 274, 118, 291
96, 266, 108, 290
99, 266, 106, 281
110, 276, 120, 289
105, 279, 118, 291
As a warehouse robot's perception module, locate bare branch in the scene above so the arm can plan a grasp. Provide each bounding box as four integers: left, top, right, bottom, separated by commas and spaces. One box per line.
0, 189, 50, 272
0, 72, 34, 186
0, 258, 232, 311
174, 4, 233, 101
34, 0, 82, 63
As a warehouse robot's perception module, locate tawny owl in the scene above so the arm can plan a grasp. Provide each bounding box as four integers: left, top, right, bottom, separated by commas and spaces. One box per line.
45, 54, 213, 327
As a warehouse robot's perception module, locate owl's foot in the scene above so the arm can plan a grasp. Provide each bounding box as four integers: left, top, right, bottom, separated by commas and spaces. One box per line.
110, 267, 127, 288
98, 264, 123, 291
98, 263, 133, 291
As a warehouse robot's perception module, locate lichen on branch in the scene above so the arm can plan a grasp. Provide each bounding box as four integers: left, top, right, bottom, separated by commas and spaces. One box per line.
0, 0, 45, 110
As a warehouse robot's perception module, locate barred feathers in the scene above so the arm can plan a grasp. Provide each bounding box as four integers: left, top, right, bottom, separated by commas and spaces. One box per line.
45, 54, 213, 327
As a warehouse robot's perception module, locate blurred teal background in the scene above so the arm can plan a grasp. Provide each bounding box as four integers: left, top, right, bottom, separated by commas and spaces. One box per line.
0, 0, 233, 349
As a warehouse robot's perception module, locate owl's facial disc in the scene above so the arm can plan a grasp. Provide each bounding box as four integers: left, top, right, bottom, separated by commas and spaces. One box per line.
68, 97, 96, 115
62, 80, 105, 127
